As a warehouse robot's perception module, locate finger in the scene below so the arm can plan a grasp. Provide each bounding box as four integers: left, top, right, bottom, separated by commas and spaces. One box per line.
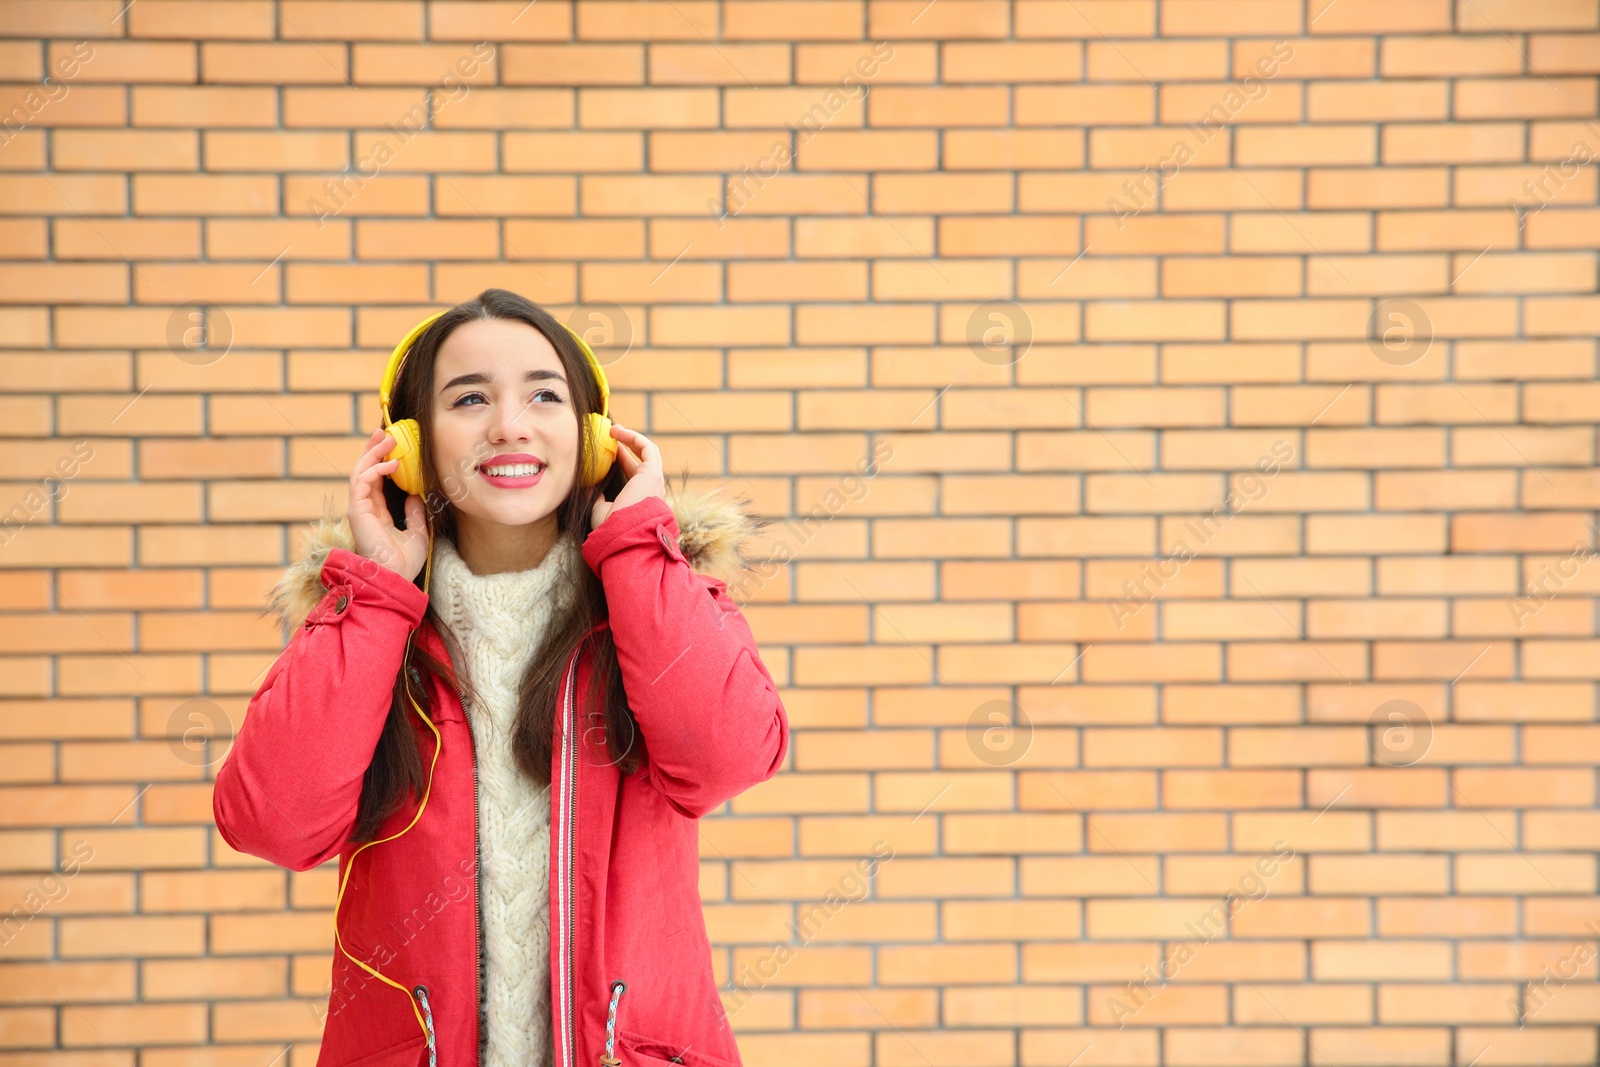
355, 432, 397, 473
611, 424, 642, 449
356, 457, 400, 485
617, 425, 659, 463
350, 460, 400, 519
351, 445, 388, 488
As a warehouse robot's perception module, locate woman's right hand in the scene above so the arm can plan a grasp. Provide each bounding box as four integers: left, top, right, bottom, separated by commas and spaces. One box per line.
349, 427, 429, 582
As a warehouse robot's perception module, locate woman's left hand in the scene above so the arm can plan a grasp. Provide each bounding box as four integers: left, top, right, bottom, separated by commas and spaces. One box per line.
591, 423, 666, 529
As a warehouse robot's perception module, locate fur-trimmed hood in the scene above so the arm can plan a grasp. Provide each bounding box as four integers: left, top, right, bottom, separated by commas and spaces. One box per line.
266, 484, 766, 643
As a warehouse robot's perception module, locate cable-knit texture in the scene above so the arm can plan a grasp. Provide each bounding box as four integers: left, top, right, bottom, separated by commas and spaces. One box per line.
429, 531, 583, 1067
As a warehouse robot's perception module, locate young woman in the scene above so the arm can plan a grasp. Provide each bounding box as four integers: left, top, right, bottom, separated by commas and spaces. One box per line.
213, 288, 789, 1067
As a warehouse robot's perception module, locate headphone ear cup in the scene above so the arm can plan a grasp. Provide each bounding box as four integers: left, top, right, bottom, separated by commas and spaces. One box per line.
583, 412, 617, 487
385, 418, 425, 497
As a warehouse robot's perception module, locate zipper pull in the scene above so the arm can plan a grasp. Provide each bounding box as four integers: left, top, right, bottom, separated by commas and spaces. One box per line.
414, 984, 437, 1067
600, 979, 626, 1066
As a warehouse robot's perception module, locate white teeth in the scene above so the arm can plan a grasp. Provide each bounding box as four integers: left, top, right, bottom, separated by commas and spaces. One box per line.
482, 463, 543, 477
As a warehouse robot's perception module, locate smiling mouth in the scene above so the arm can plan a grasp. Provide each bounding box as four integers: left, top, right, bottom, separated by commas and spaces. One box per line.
479, 462, 545, 477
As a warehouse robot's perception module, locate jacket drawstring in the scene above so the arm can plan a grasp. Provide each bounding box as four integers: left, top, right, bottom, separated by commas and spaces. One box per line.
600, 979, 626, 1065
414, 984, 437, 1067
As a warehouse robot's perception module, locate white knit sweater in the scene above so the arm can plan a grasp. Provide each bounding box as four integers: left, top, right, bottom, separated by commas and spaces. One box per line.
429, 531, 583, 1067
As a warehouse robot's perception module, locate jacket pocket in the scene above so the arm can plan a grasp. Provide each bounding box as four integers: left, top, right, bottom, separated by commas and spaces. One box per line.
616, 1028, 739, 1067
339, 1029, 427, 1067
615, 1029, 687, 1066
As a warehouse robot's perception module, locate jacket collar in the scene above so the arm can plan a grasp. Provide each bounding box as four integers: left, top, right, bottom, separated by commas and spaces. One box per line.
266, 484, 768, 642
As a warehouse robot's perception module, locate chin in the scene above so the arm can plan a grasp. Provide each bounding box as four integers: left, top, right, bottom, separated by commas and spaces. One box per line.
456, 489, 562, 528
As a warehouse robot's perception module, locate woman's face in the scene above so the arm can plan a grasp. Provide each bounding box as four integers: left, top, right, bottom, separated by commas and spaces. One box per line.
429, 317, 580, 529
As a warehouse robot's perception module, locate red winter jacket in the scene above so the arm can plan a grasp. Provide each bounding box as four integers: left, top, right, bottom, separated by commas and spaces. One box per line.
212, 492, 789, 1067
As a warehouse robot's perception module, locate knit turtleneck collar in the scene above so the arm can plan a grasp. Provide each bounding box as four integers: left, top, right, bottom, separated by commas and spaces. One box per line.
427, 531, 583, 715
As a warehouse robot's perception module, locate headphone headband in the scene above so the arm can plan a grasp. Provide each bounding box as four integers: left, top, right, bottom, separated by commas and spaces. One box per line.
379, 309, 611, 422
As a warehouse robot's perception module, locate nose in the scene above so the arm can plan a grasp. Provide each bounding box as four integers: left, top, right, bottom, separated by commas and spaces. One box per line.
489, 393, 531, 444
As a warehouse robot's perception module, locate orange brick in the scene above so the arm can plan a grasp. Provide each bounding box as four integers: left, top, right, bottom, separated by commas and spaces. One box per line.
0, 84, 126, 127
869, 86, 1009, 126
352, 129, 496, 173
131, 86, 276, 127
1015, 0, 1155, 38
433, 87, 574, 129
355, 219, 498, 259
132, 263, 283, 305
797, 129, 937, 171
0, 1, 127, 37
48, 40, 197, 83
133, 175, 278, 216
200, 42, 348, 84
647, 130, 789, 173
281, 86, 431, 126
1310, 0, 1452, 33
55, 218, 201, 259
650, 43, 791, 85
1236, 37, 1376, 79
579, 86, 719, 128
502, 43, 643, 85
577, 1, 720, 41
797, 41, 935, 83
351, 42, 499, 86
0, 263, 125, 303
1308, 80, 1449, 121
278, 0, 423, 40
870, 0, 1010, 40
1382, 122, 1526, 164
504, 131, 642, 172
1382, 34, 1527, 76
724, 1, 865, 40
582, 174, 723, 215
128, 1, 278, 39
944, 41, 1082, 82
503, 218, 645, 259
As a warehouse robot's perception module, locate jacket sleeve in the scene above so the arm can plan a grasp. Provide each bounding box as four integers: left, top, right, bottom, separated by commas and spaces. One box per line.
212, 547, 430, 872
582, 494, 789, 819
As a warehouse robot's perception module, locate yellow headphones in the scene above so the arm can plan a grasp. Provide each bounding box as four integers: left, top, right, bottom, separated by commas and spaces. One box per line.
329, 308, 619, 1054
377, 309, 619, 496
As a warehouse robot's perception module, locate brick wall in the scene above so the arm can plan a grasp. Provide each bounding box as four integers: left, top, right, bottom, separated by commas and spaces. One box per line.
2, 0, 1600, 1063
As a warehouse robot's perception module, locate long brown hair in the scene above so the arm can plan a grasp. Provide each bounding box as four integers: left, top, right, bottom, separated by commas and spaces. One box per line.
348, 287, 646, 845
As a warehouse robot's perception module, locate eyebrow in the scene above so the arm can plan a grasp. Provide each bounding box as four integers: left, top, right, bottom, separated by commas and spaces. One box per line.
439, 368, 568, 393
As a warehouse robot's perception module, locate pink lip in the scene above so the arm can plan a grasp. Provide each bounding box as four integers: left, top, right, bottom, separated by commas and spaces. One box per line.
477, 452, 546, 490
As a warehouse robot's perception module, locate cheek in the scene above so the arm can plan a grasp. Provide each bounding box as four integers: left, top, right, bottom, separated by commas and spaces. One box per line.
429, 415, 477, 481
563, 409, 584, 449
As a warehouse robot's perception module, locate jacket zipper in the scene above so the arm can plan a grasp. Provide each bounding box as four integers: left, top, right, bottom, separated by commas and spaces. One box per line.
565, 625, 607, 1067
560, 643, 581, 1067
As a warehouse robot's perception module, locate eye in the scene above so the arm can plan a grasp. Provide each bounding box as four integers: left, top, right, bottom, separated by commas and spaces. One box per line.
451, 388, 569, 409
